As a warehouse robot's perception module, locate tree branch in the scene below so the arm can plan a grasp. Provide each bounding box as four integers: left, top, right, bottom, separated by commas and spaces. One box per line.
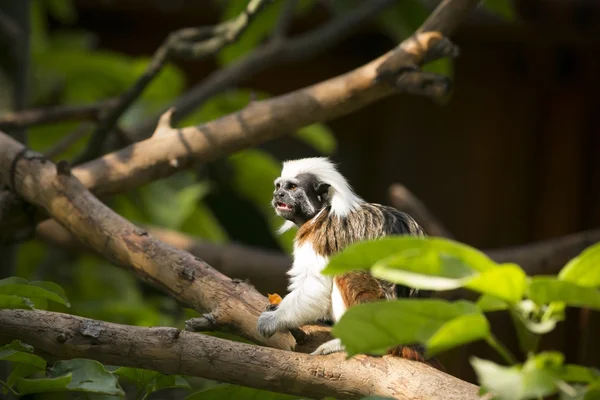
0, 131, 295, 351
388, 183, 454, 238
130, 0, 398, 139
0, 99, 117, 130
73, 0, 274, 165
0, 309, 486, 400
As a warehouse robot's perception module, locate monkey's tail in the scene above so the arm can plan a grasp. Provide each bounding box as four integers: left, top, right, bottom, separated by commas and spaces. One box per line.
387, 344, 445, 372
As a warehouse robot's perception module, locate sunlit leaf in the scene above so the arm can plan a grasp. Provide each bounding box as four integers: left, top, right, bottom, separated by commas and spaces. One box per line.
559, 242, 600, 288
477, 294, 509, 312
332, 299, 489, 357
323, 236, 498, 276
464, 264, 527, 304
16, 359, 125, 396
528, 277, 600, 310
186, 384, 300, 400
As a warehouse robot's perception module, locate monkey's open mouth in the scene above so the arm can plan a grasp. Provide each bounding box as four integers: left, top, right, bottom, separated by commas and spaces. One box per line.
276, 202, 293, 211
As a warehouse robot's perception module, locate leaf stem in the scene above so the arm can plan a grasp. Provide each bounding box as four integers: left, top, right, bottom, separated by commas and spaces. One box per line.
0, 379, 19, 396
485, 334, 518, 365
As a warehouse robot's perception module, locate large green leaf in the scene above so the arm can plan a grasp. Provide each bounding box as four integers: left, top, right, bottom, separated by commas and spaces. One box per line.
528, 277, 600, 310
323, 236, 498, 276
16, 359, 125, 396
186, 384, 300, 400
0, 278, 70, 307
0, 294, 34, 310
332, 299, 490, 357
472, 352, 599, 400
463, 264, 527, 304
0, 341, 46, 370
558, 242, 600, 288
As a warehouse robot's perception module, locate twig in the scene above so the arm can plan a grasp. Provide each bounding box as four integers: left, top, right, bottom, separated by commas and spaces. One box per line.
42, 122, 94, 159
0, 99, 116, 130
388, 183, 454, 238
72, 0, 274, 165
0, 309, 488, 400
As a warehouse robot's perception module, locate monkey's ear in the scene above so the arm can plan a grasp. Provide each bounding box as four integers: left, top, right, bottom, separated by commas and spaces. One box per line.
314, 182, 330, 195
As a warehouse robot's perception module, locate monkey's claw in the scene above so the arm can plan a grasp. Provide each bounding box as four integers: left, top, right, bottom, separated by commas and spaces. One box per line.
311, 338, 346, 355
257, 310, 279, 338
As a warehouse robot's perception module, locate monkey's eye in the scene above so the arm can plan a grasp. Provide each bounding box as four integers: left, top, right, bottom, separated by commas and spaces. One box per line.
275, 183, 281, 190
288, 183, 297, 191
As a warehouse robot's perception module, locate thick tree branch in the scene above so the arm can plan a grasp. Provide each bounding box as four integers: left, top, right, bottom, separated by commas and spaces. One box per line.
0, 131, 295, 351
35, 220, 291, 296
388, 183, 454, 238
0, 309, 486, 400
0, 99, 116, 130
73, 0, 274, 165
0, 0, 475, 242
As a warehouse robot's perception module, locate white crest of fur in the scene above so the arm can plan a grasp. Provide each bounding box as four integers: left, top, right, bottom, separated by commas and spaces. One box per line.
276, 157, 363, 234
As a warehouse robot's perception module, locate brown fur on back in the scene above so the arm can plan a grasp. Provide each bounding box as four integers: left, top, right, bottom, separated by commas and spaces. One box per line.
298, 203, 443, 370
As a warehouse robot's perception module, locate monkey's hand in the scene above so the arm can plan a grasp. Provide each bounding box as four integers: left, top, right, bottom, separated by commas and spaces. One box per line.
257, 310, 280, 338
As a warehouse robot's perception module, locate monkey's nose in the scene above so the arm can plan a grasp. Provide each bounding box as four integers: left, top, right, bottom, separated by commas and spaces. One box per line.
277, 191, 285, 198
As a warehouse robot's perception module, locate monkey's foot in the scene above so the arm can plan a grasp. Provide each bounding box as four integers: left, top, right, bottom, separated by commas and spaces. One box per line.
310, 338, 345, 355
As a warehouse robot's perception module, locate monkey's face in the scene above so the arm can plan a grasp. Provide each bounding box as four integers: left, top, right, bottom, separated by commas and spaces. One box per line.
272, 173, 330, 225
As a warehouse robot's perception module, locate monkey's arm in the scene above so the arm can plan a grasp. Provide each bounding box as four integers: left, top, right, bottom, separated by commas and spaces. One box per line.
257, 274, 332, 338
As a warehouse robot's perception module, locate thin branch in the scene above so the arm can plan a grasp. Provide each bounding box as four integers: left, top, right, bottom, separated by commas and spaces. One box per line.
0, 99, 116, 130
73, 0, 274, 165
388, 183, 454, 238
42, 122, 94, 159
0, 309, 486, 400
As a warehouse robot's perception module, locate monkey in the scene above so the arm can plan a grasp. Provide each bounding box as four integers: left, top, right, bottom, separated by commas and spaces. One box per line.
256, 157, 441, 368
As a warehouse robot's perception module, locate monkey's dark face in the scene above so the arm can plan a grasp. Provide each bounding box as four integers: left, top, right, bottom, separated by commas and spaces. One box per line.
272, 173, 330, 226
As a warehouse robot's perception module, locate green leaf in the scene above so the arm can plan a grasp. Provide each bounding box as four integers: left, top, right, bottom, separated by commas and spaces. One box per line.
0, 341, 46, 369
477, 294, 509, 312
481, 0, 516, 21
464, 264, 527, 304
30, 281, 71, 307
528, 277, 600, 310
323, 236, 498, 276
332, 299, 490, 357
559, 242, 600, 288
0, 281, 70, 308
0, 294, 34, 310
186, 384, 300, 400
294, 124, 337, 155
145, 375, 191, 398
471, 355, 560, 400
7, 363, 44, 389
16, 359, 125, 396
45, 0, 78, 24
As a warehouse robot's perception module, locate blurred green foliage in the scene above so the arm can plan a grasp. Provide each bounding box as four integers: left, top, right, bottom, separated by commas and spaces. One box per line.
0, 0, 520, 398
